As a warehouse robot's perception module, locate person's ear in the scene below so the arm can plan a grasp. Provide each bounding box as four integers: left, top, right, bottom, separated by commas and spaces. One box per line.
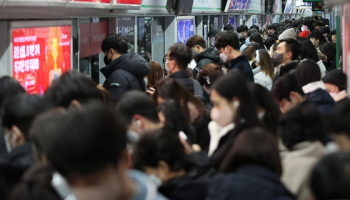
69, 100, 81, 111
11, 125, 24, 143
132, 115, 144, 129
157, 160, 170, 181
196, 45, 201, 52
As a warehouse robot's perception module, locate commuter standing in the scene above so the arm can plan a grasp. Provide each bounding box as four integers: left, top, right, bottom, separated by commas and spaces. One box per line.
100, 34, 149, 103
215, 31, 254, 81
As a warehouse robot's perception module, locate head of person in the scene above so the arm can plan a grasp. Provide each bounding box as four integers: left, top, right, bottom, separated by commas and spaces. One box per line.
273, 38, 301, 65
247, 28, 258, 37
319, 26, 331, 38
45, 71, 102, 108
264, 37, 275, 51
115, 91, 162, 138
307, 30, 327, 48
296, 60, 321, 86
2, 94, 51, 151
279, 106, 325, 150
186, 35, 207, 58
330, 30, 336, 43
249, 84, 281, 136
270, 43, 279, 58
208, 29, 220, 47
215, 31, 241, 63
320, 43, 336, 67
157, 100, 196, 144
220, 127, 282, 176
133, 129, 186, 185
310, 153, 350, 199
0, 76, 25, 114
302, 20, 313, 32
211, 70, 259, 128
323, 70, 347, 96
146, 61, 163, 88
271, 74, 306, 113
242, 46, 256, 61
154, 78, 207, 123
101, 34, 129, 65
223, 24, 234, 32
249, 33, 265, 50
299, 40, 319, 63
292, 21, 300, 31
250, 25, 260, 33
29, 108, 68, 163
45, 102, 129, 199
196, 63, 224, 92
330, 99, 350, 151
314, 21, 324, 30
7, 163, 61, 200
268, 24, 277, 35
237, 25, 249, 38
165, 43, 192, 75
252, 49, 274, 80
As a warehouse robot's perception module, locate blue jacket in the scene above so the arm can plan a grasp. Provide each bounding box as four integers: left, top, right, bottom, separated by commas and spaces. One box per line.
227, 55, 254, 82
302, 89, 335, 118
206, 165, 295, 200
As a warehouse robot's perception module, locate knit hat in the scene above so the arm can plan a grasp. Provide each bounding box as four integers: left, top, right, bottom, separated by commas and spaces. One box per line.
299, 30, 310, 39
278, 28, 297, 40
268, 24, 278, 31
323, 70, 348, 91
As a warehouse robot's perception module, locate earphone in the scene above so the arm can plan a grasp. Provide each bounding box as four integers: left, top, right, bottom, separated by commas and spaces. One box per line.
233, 101, 240, 108
136, 120, 141, 126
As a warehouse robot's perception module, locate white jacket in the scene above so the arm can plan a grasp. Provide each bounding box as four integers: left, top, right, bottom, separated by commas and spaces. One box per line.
208, 121, 234, 157
281, 141, 326, 200
254, 71, 273, 91
300, 59, 327, 78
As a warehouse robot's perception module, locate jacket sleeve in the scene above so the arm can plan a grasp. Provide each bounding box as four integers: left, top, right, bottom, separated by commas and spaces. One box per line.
104, 73, 130, 103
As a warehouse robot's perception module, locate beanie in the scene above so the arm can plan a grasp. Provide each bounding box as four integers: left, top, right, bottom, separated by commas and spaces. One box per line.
278, 28, 297, 40
323, 70, 348, 91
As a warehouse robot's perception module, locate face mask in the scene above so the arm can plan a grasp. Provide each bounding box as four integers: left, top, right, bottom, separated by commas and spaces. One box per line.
148, 174, 161, 187
3, 134, 12, 153
329, 92, 338, 100
271, 52, 285, 66
192, 50, 198, 58
165, 62, 172, 75
103, 55, 112, 66
268, 31, 273, 34
219, 47, 228, 63
210, 104, 235, 127
144, 78, 148, 88
237, 33, 242, 38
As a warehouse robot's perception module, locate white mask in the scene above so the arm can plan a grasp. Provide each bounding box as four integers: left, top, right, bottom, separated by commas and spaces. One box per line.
301, 26, 306, 32
219, 48, 228, 63
144, 78, 148, 87
165, 62, 172, 75
148, 173, 162, 187
3, 134, 12, 153
329, 92, 338, 100
210, 102, 238, 127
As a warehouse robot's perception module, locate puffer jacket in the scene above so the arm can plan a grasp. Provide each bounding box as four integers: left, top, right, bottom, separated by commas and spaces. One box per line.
100, 53, 149, 103
193, 47, 221, 78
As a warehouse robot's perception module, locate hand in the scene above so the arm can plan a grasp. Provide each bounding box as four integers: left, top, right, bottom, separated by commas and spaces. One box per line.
146, 87, 155, 96
179, 136, 201, 155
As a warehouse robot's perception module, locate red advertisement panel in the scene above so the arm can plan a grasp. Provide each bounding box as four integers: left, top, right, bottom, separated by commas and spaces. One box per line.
12, 26, 71, 94
90, 21, 108, 55
79, 23, 90, 58
114, 0, 142, 5
70, 0, 111, 3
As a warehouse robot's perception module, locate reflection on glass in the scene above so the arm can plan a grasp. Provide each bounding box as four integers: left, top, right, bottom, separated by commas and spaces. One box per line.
137, 17, 152, 62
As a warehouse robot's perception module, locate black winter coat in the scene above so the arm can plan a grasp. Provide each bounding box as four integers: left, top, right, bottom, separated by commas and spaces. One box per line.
206, 165, 295, 200
227, 55, 254, 81
193, 47, 221, 78
100, 53, 149, 103
0, 143, 34, 199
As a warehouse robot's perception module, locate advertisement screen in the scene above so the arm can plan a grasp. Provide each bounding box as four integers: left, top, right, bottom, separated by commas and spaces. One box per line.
228, 17, 236, 27
70, 0, 110, 3
177, 19, 194, 44
284, 0, 292, 13
12, 26, 71, 94
273, 0, 280, 13
114, 0, 142, 4
227, 0, 252, 10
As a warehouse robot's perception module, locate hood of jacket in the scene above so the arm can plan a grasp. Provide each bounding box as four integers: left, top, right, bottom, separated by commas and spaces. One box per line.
195, 47, 220, 64
303, 88, 335, 107
100, 53, 149, 79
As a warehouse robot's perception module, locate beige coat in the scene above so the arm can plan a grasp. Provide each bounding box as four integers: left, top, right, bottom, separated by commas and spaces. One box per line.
281, 141, 326, 200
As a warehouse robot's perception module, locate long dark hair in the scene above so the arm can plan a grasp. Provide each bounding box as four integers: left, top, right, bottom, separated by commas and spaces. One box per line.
154, 78, 208, 122
249, 33, 265, 50
299, 40, 319, 62
157, 100, 196, 143
211, 70, 260, 168
220, 127, 282, 177
248, 83, 281, 136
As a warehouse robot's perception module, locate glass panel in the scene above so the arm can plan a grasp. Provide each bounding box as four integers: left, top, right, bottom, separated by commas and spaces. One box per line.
137, 17, 152, 62
118, 17, 135, 53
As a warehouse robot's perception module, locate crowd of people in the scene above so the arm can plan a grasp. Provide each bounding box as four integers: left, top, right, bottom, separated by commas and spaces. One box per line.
0, 15, 350, 200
